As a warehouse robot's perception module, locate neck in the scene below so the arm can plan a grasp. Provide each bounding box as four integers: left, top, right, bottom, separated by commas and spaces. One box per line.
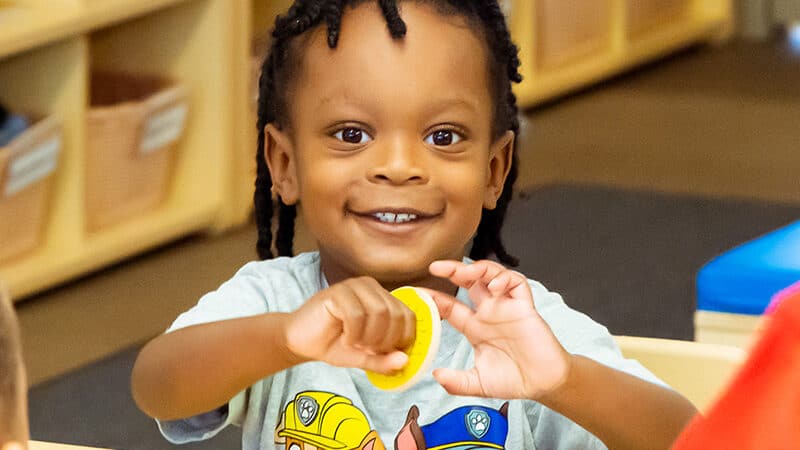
319, 253, 460, 297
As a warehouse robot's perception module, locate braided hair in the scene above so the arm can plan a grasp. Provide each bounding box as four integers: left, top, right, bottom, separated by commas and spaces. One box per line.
255, 0, 522, 266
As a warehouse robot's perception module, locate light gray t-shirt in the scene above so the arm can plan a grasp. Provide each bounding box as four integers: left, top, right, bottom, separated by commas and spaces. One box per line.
157, 252, 664, 450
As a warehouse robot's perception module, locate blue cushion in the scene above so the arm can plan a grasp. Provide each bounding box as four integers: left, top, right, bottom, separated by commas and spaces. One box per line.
697, 220, 800, 315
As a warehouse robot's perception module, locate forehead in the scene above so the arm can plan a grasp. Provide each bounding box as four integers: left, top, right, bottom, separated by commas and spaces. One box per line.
293, 2, 492, 114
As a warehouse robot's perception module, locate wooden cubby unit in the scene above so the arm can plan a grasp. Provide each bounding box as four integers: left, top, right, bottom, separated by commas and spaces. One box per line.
0, 0, 253, 299
507, 0, 734, 107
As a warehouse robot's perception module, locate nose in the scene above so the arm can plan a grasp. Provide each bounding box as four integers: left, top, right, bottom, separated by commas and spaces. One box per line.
366, 137, 428, 185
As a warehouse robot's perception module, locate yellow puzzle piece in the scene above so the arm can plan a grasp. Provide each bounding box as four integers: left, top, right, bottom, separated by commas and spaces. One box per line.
366, 286, 441, 391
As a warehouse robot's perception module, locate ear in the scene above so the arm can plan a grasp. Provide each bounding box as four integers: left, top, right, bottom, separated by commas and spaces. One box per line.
394, 423, 422, 450
264, 123, 299, 205
360, 431, 386, 450
405, 405, 420, 424
394, 405, 424, 450
483, 130, 515, 210
499, 402, 509, 418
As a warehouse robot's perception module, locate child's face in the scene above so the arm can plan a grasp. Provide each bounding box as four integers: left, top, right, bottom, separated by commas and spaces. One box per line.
266, 2, 513, 288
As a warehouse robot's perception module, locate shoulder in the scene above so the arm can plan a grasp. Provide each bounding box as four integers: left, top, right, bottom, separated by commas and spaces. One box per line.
214, 251, 321, 303
524, 275, 666, 386
525, 276, 613, 352
168, 252, 321, 332
234, 251, 320, 280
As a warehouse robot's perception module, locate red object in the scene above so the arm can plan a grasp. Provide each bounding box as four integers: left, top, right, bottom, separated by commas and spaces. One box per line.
766, 280, 800, 314
671, 286, 800, 449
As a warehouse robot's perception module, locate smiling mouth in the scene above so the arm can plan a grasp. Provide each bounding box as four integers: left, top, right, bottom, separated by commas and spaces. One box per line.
351, 208, 438, 225
372, 212, 418, 224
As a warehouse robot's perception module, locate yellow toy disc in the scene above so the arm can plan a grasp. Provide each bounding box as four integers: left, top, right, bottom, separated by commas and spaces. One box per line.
366, 286, 441, 391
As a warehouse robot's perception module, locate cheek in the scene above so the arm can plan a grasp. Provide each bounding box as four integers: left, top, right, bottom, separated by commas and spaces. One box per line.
296, 150, 358, 193
296, 163, 348, 205
442, 165, 488, 207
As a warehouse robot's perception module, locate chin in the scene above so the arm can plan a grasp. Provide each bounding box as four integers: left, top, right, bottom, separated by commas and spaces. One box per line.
366, 261, 430, 283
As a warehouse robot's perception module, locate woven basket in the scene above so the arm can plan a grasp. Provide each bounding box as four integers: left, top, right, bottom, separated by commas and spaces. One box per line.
85, 71, 188, 232
0, 115, 62, 264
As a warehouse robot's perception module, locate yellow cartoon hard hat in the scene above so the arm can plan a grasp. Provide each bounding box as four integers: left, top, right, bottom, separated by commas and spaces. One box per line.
278, 391, 374, 449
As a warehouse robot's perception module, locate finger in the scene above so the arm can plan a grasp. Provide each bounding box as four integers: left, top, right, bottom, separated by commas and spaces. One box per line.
430, 259, 506, 286
465, 260, 511, 288
419, 288, 475, 335
378, 286, 415, 351
430, 260, 507, 305
331, 284, 368, 345
429, 260, 489, 305
360, 350, 409, 374
433, 368, 485, 397
374, 296, 407, 353
378, 300, 404, 353
429, 259, 465, 279
486, 270, 528, 299
400, 297, 417, 349
349, 279, 394, 351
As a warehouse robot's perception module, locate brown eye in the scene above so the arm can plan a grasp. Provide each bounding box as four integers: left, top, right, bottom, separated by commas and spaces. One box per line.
334, 127, 372, 144
425, 129, 463, 146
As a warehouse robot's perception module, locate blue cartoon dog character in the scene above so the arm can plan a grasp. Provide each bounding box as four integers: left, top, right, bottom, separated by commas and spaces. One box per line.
394, 403, 509, 449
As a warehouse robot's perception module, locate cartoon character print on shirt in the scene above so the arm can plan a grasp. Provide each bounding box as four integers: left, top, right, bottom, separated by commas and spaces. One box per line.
275, 391, 386, 450
394, 403, 510, 450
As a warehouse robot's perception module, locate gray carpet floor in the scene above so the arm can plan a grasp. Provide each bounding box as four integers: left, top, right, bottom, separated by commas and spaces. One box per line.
28, 184, 800, 449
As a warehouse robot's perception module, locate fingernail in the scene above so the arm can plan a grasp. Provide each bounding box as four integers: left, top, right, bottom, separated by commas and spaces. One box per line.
393, 351, 409, 368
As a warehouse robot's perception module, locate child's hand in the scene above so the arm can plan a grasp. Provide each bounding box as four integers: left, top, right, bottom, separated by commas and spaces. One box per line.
426, 260, 571, 401
285, 277, 416, 374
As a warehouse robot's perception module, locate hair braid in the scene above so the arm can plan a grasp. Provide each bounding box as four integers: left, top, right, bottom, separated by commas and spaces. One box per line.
378, 0, 407, 37
255, 47, 278, 259
255, 1, 332, 259
276, 202, 298, 256
464, 0, 522, 266
324, 0, 345, 47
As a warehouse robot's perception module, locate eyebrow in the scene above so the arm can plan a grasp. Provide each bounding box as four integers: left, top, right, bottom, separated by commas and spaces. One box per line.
318, 94, 478, 111
426, 97, 479, 114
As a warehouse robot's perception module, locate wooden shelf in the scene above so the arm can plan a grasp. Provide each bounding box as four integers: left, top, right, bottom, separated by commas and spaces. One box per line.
5, 200, 217, 298
509, 0, 734, 107
0, 0, 251, 299
0, 1, 80, 59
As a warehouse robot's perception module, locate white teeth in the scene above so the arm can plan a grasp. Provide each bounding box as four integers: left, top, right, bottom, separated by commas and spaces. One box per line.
373, 212, 418, 223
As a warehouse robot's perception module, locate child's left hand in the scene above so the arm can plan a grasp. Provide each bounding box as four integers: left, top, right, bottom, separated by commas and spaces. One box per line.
425, 260, 571, 401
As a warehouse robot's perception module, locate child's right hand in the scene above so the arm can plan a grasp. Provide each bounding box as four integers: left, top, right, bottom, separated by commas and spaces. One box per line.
285, 277, 416, 374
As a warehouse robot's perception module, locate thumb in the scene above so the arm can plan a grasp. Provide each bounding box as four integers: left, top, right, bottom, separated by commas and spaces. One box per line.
433, 367, 485, 397
357, 350, 409, 375
418, 288, 474, 336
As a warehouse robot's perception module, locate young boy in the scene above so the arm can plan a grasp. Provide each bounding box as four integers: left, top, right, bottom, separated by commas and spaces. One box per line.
133, 2, 698, 449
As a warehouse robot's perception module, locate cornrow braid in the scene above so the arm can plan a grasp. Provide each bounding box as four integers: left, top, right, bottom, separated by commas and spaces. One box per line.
378, 0, 407, 37
255, 0, 523, 266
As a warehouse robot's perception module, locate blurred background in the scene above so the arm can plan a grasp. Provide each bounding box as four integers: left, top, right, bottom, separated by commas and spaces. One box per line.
1, 0, 799, 448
